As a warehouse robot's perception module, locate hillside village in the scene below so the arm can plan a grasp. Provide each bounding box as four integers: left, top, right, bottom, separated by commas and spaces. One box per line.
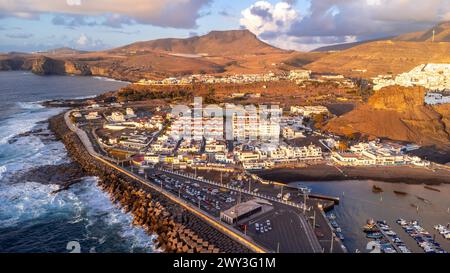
373, 63, 450, 104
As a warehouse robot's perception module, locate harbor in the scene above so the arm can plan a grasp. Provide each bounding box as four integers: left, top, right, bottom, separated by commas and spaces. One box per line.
289, 180, 450, 253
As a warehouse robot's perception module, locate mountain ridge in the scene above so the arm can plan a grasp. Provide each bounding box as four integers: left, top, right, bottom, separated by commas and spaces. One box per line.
313, 21, 450, 52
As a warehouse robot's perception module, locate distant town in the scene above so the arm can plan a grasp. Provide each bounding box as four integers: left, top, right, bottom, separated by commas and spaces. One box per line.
373, 63, 450, 105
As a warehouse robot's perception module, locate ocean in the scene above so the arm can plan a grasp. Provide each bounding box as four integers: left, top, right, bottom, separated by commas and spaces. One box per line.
0, 71, 156, 253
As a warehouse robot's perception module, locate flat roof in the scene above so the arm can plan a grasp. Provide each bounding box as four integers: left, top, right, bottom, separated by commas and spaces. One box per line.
221, 200, 262, 219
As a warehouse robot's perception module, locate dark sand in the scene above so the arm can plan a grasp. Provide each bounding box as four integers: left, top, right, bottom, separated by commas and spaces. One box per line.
254, 164, 450, 185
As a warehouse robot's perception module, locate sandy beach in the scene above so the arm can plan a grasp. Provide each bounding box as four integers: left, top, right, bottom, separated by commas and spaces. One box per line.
254, 164, 450, 184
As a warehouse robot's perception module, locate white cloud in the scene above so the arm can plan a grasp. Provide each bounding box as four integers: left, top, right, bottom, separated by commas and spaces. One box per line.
0, 0, 212, 28
73, 33, 107, 50
240, 1, 299, 36
76, 33, 88, 46
66, 0, 82, 6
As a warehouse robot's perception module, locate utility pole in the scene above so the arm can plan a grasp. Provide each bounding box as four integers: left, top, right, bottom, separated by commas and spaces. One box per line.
277, 242, 280, 253
313, 210, 316, 228
303, 190, 309, 215
330, 233, 334, 253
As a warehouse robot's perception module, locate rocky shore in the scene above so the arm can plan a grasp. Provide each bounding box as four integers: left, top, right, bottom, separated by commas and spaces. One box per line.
48, 113, 251, 253
18, 162, 86, 193
255, 164, 450, 185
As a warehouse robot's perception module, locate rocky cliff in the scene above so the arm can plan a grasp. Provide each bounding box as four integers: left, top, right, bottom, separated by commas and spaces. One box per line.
325, 86, 450, 150
31, 56, 66, 75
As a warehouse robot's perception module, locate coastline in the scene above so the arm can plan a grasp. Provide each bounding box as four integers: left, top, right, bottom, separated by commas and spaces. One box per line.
254, 164, 450, 185
47, 112, 251, 253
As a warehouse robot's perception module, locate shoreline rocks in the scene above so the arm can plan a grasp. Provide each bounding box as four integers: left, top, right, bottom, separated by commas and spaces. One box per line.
48, 113, 251, 253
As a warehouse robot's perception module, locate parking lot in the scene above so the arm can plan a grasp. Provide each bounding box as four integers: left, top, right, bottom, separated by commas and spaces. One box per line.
242, 205, 322, 253
126, 167, 328, 253
143, 169, 252, 217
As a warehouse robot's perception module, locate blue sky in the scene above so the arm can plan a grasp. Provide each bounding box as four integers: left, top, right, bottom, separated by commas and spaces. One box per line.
0, 0, 448, 52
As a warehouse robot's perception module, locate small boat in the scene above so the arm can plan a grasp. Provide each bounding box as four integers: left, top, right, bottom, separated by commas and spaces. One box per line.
328, 213, 336, 220
372, 185, 383, 193
331, 221, 339, 228
424, 185, 441, 192
363, 225, 379, 233
393, 190, 408, 195
336, 232, 345, 241
416, 196, 431, 204
367, 233, 383, 239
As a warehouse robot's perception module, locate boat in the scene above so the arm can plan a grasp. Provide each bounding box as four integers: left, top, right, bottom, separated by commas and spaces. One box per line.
393, 190, 408, 195
363, 225, 379, 233
328, 213, 336, 220
336, 232, 345, 241
331, 221, 339, 229
416, 196, 431, 204
424, 185, 441, 192
363, 219, 379, 233
367, 233, 383, 239
372, 185, 383, 193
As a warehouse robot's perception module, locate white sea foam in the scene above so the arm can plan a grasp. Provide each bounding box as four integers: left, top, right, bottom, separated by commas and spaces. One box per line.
92, 76, 130, 84
0, 166, 6, 180
0, 181, 72, 228
0, 176, 156, 252
72, 177, 156, 252
16, 101, 45, 110
0, 104, 63, 145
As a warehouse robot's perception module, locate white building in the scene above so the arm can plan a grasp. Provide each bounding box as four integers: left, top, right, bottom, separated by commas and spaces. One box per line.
110, 111, 126, 122
126, 108, 136, 118
373, 63, 450, 92
290, 106, 329, 117
229, 106, 281, 143
425, 92, 450, 105
85, 112, 100, 120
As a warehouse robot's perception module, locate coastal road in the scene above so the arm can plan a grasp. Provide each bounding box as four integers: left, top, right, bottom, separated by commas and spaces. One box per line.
64, 110, 269, 253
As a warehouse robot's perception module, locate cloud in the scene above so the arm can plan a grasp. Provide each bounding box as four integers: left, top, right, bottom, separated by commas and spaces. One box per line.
73, 33, 108, 50
240, 1, 299, 36
240, 0, 450, 51
5, 33, 33, 39
289, 0, 450, 38
0, 0, 212, 29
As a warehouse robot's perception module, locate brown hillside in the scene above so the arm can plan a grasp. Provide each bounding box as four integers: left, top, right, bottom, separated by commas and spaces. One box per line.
306, 41, 450, 77
394, 21, 450, 42
113, 30, 285, 57
313, 21, 450, 52
324, 86, 450, 150
1, 30, 308, 80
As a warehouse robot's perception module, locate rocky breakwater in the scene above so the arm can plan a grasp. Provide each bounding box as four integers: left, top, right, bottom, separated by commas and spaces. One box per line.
49, 113, 251, 253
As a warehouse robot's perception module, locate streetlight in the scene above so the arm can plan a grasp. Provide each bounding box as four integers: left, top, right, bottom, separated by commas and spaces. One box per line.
330, 232, 334, 253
